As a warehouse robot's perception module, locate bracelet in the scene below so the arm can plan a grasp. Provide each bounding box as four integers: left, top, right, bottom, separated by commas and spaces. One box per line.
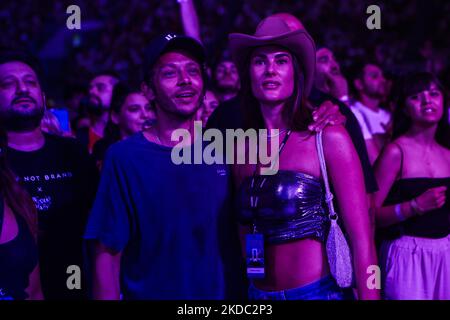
410, 198, 424, 215
339, 95, 349, 102
394, 204, 407, 222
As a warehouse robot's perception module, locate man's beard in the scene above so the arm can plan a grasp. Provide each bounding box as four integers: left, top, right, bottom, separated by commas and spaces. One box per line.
86, 96, 109, 116
0, 105, 45, 132
366, 88, 385, 100
315, 72, 330, 93
217, 80, 239, 93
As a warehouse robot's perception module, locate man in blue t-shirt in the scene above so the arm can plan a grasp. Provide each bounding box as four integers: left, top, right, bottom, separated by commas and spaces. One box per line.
84, 34, 245, 300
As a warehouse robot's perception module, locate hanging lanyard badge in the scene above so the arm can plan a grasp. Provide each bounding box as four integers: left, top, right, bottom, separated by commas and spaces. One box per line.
245, 130, 291, 279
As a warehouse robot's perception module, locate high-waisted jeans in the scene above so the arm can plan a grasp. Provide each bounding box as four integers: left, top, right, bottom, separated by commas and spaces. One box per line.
248, 275, 354, 300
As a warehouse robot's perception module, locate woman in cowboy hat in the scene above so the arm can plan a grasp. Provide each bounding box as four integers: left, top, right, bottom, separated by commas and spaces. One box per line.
231, 16, 380, 300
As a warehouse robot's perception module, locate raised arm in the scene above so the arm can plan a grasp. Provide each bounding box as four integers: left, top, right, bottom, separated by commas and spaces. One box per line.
178, 0, 201, 43
323, 126, 380, 300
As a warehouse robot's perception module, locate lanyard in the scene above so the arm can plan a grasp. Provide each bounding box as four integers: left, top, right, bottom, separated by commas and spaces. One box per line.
250, 130, 292, 233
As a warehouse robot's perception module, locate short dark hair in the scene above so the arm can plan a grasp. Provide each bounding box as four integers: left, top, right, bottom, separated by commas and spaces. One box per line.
0, 48, 43, 82
110, 82, 141, 114
348, 60, 383, 96
212, 50, 233, 70
89, 69, 121, 83
349, 60, 382, 82
212, 55, 237, 88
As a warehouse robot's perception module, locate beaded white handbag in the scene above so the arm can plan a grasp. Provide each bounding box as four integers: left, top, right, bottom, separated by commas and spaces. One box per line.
316, 130, 354, 288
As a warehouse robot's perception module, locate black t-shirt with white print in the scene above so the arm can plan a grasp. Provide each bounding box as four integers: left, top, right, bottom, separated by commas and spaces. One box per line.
7, 133, 99, 300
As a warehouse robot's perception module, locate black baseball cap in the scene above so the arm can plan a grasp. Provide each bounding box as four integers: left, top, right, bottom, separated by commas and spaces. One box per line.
143, 33, 206, 83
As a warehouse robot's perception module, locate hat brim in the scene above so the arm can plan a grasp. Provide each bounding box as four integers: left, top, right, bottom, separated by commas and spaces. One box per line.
229, 29, 316, 97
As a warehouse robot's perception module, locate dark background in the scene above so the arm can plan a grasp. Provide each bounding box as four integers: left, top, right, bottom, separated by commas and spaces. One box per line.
1, 0, 449, 107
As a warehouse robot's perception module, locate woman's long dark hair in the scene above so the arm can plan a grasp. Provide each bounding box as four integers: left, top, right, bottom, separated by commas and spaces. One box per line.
0, 128, 37, 238
392, 72, 450, 149
103, 82, 142, 143
240, 48, 313, 131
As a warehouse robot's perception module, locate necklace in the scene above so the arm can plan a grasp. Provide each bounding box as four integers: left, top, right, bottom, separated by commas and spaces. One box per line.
250, 130, 292, 232
267, 128, 288, 138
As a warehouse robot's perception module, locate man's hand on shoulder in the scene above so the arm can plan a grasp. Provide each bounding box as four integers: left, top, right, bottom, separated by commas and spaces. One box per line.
308, 100, 346, 132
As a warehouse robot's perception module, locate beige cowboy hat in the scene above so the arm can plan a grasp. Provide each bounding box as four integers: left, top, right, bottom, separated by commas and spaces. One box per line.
229, 16, 316, 96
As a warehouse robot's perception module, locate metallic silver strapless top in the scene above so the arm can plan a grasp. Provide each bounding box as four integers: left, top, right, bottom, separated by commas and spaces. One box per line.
236, 170, 329, 244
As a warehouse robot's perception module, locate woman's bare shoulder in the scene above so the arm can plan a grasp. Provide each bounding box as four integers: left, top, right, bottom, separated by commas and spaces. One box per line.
320, 126, 353, 154
382, 138, 405, 159
290, 130, 313, 139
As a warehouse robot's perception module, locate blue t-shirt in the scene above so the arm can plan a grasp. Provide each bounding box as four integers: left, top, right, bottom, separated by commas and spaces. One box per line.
85, 132, 244, 300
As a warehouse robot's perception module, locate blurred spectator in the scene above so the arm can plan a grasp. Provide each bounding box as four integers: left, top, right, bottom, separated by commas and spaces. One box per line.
76, 71, 119, 153
212, 58, 240, 103
200, 89, 219, 124
314, 47, 349, 102
350, 62, 391, 164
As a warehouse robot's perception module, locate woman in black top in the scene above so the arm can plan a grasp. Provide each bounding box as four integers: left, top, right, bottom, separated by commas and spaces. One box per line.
0, 129, 42, 300
374, 72, 450, 299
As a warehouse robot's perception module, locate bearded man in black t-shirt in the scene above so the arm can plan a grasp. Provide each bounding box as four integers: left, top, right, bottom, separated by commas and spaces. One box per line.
0, 50, 98, 300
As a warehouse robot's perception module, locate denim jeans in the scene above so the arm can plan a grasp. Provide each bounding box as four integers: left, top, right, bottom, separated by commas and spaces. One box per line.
248, 275, 354, 300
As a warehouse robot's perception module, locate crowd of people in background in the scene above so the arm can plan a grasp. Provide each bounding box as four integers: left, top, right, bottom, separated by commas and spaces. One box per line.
2, 1, 450, 107
0, 0, 449, 301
